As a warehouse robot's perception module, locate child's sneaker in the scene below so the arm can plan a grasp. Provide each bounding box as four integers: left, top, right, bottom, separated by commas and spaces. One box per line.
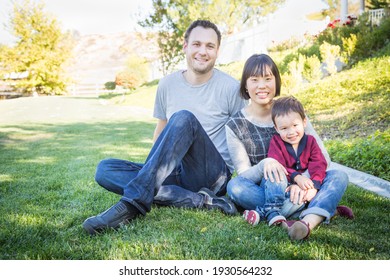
242, 210, 260, 226
266, 210, 286, 226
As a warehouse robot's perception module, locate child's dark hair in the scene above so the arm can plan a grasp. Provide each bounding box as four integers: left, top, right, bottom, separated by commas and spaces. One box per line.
240, 54, 281, 100
184, 20, 221, 46
271, 96, 306, 125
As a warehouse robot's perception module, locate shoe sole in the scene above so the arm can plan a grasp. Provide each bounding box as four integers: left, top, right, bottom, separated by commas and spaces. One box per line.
281, 220, 296, 230
243, 210, 260, 226
288, 220, 310, 240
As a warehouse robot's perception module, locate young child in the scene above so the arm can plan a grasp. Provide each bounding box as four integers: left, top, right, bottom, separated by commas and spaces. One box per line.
242, 95, 326, 228
243, 96, 327, 228
269, 96, 327, 193
269, 96, 354, 239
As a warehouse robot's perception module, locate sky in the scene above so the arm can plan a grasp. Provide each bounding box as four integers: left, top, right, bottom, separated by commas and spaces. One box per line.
0, 0, 328, 45
0, 0, 153, 44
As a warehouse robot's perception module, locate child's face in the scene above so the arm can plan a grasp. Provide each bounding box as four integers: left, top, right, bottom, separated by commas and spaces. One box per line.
245, 66, 276, 106
274, 111, 307, 147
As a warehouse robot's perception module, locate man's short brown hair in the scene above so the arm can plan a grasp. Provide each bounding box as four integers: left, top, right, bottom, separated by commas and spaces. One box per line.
184, 20, 221, 46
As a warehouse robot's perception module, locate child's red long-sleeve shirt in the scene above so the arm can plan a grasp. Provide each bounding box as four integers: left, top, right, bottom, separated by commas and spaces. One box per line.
267, 134, 327, 189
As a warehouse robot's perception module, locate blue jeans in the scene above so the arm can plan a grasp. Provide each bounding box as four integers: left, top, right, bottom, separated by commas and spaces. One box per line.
94, 110, 230, 215
227, 169, 348, 223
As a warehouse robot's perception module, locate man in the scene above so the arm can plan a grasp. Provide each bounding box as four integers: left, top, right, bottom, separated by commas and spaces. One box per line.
83, 20, 246, 235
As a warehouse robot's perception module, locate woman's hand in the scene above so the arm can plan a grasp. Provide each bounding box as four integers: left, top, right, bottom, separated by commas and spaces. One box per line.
263, 158, 288, 183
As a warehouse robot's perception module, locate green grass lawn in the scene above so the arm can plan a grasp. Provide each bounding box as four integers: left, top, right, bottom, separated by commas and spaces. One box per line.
1, 54, 389, 260
0, 100, 389, 260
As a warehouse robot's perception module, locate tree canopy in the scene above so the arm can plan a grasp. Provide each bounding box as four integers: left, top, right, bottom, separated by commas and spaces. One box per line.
138, 0, 285, 74
0, 0, 74, 95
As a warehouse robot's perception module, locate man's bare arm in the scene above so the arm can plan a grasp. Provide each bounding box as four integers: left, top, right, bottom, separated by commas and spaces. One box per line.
153, 119, 168, 143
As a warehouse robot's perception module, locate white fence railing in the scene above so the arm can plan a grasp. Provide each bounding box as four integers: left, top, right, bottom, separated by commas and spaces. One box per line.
68, 84, 128, 96
369, 8, 389, 26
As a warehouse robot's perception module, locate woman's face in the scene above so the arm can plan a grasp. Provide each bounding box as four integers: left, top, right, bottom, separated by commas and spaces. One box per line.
245, 65, 276, 106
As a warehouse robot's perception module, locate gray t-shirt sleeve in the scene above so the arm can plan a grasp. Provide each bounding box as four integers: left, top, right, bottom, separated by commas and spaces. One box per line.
153, 82, 167, 120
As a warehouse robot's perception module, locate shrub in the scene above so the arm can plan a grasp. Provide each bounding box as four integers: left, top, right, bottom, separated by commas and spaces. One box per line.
267, 37, 302, 52
115, 54, 149, 89
278, 52, 299, 75
352, 16, 390, 62
298, 44, 321, 60
341, 33, 358, 65
314, 13, 390, 67
281, 73, 300, 95
115, 72, 140, 89
320, 42, 340, 75
326, 130, 390, 180
303, 55, 323, 82
288, 54, 305, 81
104, 81, 116, 90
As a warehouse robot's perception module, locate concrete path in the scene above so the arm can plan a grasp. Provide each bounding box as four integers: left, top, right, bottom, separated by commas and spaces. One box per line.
330, 162, 390, 198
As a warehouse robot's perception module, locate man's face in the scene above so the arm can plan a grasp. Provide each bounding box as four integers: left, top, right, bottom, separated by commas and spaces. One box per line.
183, 26, 219, 75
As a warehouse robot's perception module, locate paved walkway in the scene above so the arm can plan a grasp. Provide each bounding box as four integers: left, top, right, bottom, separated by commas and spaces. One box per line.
1, 96, 389, 199
330, 162, 390, 198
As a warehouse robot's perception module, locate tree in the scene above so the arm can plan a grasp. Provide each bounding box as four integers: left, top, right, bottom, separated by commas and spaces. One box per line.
366, 0, 390, 9
0, 0, 74, 95
138, 0, 285, 74
115, 54, 150, 89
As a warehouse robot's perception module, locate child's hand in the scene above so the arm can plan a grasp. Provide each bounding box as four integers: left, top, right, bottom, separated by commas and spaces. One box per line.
288, 184, 307, 205
294, 175, 314, 190
303, 188, 318, 202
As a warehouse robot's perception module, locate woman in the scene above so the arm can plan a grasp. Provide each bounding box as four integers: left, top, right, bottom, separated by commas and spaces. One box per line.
225, 54, 352, 240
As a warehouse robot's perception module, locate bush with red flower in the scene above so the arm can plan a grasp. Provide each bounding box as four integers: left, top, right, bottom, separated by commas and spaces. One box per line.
327, 15, 358, 28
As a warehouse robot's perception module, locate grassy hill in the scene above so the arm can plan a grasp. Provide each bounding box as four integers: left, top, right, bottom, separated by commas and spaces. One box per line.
294, 56, 389, 180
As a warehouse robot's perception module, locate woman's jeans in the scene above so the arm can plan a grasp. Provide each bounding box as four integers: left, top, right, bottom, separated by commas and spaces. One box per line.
94, 110, 230, 215
227, 169, 348, 223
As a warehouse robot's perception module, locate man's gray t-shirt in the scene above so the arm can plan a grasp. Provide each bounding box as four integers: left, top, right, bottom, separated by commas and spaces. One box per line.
153, 69, 246, 172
